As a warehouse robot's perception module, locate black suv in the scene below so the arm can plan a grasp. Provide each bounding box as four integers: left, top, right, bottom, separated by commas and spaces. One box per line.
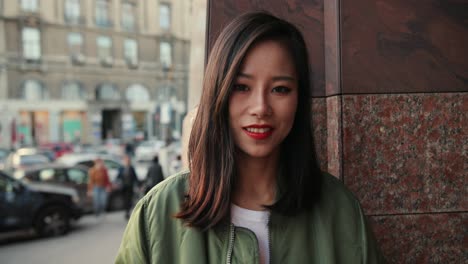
0, 171, 82, 237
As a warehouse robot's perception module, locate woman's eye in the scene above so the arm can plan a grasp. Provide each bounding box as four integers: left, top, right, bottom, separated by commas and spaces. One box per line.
272, 86, 291, 94
233, 84, 249, 92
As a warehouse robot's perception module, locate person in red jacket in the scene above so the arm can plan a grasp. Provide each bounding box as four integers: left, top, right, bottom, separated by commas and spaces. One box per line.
88, 158, 111, 217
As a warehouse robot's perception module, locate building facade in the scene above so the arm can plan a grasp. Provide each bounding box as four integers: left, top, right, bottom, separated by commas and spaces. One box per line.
0, 0, 190, 147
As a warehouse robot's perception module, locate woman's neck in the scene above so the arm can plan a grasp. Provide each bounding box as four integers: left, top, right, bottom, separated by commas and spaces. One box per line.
232, 151, 279, 211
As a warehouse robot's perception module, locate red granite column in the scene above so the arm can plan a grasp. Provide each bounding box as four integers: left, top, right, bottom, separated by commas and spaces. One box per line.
207, 0, 467, 262
340, 0, 467, 262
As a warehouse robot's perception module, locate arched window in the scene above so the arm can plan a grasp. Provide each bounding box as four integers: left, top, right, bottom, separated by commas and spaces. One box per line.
62, 81, 85, 100
96, 83, 120, 100
22, 80, 47, 100
126, 84, 150, 102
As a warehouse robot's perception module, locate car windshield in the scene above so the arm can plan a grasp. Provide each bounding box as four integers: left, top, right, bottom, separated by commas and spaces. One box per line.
19, 155, 49, 166
0, 149, 9, 160
141, 142, 153, 147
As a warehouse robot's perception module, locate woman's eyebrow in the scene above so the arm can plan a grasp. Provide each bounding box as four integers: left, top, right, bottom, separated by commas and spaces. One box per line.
237, 72, 296, 82
272, 76, 296, 82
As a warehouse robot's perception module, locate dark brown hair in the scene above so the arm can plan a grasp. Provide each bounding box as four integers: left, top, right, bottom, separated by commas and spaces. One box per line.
176, 12, 322, 230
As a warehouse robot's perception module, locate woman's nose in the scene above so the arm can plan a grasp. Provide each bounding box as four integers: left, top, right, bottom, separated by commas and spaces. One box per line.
249, 90, 272, 118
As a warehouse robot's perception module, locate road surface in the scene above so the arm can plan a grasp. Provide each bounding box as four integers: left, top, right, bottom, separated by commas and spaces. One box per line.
0, 211, 129, 264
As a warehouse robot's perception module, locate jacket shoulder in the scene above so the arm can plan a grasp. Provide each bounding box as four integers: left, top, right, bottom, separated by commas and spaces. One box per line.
140, 171, 189, 221
116, 171, 190, 263
315, 172, 386, 263
319, 172, 361, 207
314, 172, 365, 233
144, 170, 188, 198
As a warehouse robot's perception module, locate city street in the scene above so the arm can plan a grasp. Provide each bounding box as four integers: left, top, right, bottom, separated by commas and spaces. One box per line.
0, 211, 129, 264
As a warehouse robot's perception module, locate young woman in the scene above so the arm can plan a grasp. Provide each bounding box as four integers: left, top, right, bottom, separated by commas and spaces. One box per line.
116, 12, 385, 264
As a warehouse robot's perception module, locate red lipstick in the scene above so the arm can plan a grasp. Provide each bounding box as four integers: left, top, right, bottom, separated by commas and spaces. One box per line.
243, 125, 273, 140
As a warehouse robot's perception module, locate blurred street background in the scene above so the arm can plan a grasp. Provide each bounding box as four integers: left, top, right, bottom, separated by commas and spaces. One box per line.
0, 211, 127, 264
0, 0, 207, 261
1, 0, 465, 263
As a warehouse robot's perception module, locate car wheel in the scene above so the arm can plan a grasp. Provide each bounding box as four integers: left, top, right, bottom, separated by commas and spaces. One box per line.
108, 194, 124, 211
34, 206, 70, 237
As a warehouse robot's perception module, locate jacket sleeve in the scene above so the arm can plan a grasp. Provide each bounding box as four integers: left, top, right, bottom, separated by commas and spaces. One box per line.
104, 168, 112, 188
115, 199, 150, 263
87, 168, 95, 192
116, 168, 123, 181
357, 202, 387, 263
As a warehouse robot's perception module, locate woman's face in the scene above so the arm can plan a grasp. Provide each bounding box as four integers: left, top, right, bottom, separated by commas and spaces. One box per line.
229, 39, 298, 160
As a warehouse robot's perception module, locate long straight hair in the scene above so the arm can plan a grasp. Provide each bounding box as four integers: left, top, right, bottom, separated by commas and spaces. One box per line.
175, 12, 322, 230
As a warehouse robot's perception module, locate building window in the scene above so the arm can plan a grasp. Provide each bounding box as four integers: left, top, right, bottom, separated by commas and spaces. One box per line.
22, 80, 47, 100
68, 33, 85, 64
160, 41, 172, 68
159, 3, 171, 30
96, 84, 120, 100
65, 0, 81, 24
22, 27, 41, 60
97, 36, 112, 65
126, 84, 150, 102
95, 0, 111, 27
62, 81, 85, 100
68, 32, 83, 55
124, 39, 138, 66
21, 0, 38, 12
121, 3, 135, 31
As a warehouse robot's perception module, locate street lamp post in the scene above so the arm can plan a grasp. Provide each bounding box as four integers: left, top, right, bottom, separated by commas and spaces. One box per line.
159, 66, 172, 144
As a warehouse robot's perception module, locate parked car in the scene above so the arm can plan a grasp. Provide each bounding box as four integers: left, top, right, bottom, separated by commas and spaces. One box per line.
0, 171, 82, 237
134, 140, 165, 160
0, 147, 12, 169
158, 140, 182, 177
40, 142, 74, 159
133, 158, 152, 182
99, 138, 124, 158
14, 163, 93, 213
56, 153, 122, 181
56, 153, 129, 211
3, 148, 51, 172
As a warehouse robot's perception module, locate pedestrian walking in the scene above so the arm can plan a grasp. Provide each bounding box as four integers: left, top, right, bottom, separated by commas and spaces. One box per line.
116, 12, 385, 263
117, 155, 139, 219
144, 155, 165, 194
124, 141, 135, 157
88, 158, 111, 218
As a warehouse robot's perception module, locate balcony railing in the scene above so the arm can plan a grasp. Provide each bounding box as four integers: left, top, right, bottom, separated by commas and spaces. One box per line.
64, 15, 86, 26
121, 22, 138, 32
95, 19, 113, 28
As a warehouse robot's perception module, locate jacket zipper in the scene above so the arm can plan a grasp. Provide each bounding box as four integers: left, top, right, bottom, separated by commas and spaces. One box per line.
268, 217, 272, 264
226, 224, 235, 264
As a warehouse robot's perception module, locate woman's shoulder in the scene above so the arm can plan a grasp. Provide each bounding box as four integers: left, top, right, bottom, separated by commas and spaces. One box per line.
139, 170, 190, 214
144, 170, 189, 197
116, 171, 191, 263
317, 172, 363, 212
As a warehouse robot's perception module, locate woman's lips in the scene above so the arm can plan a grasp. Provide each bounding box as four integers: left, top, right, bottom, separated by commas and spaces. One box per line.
243, 125, 273, 140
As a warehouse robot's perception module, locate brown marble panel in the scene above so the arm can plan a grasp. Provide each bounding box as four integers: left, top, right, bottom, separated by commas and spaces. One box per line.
326, 96, 342, 178
208, 0, 326, 96
311, 97, 328, 172
342, 0, 468, 94
324, 0, 341, 95
369, 213, 466, 264
343, 93, 467, 214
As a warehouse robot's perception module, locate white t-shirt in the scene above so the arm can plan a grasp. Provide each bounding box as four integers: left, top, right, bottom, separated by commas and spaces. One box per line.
231, 204, 270, 264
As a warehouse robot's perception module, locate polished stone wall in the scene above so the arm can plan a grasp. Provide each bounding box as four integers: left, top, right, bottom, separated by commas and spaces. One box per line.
207, 0, 467, 262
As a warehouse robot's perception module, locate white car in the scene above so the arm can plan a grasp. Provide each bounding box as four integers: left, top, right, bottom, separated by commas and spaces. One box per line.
56, 153, 122, 182
3, 148, 51, 172
135, 140, 165, 160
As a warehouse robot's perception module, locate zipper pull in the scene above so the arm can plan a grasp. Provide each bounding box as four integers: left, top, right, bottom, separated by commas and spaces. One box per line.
226, 224, 235, 264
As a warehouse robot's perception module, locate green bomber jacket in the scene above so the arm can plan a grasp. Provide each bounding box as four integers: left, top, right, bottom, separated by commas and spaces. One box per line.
115, 171, 386, 264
